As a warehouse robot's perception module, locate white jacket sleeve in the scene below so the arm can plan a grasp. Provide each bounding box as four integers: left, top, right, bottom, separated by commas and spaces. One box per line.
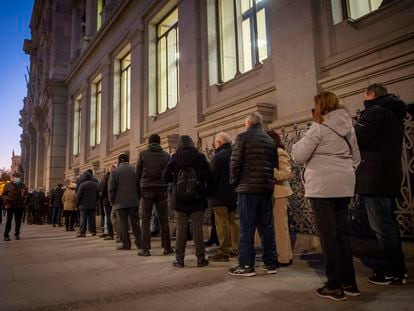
350, 128, 361, 170
291, 123, 321, 165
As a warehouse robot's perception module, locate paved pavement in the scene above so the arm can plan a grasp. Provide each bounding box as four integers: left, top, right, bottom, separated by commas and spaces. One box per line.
0, 222, 413, 311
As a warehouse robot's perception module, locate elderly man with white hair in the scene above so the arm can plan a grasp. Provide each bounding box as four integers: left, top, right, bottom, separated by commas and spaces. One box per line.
229, 112, 279, 276
208, 132, 239, 262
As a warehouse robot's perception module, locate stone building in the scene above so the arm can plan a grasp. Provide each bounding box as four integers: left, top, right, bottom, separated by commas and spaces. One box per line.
21, 0, 414, 236
10, 150, 21, 175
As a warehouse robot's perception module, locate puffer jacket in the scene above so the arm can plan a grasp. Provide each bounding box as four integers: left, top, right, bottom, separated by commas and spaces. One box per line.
3, 182, 25, 208
292, 109, 360, 198
136, 143, 170, 190
230, 124, 278, 194
76, 172, 99, 211
62, 188, 77, 211
274, 148, 293, 199
355, 94, 407, 196
108, 162, 140, 210
49, 186, 64, 208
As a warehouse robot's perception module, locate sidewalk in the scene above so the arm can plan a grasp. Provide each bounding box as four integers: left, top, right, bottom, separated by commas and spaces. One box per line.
0, 223, 413, 311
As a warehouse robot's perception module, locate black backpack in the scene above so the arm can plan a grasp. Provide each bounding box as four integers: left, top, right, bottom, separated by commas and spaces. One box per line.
176, 166, 199, 201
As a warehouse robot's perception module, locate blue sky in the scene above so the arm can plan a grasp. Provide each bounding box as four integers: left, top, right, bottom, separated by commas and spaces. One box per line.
0, 1, 33, 169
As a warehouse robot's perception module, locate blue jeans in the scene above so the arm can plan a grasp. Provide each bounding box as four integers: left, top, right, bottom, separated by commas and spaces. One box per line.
52, 207, 61, 225
237, 194, 276, 267
361, 195, 407, 277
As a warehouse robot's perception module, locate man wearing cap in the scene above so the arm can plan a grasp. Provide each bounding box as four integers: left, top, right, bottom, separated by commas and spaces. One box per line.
3, 172, 26, 241
136, 134, 173, 256
109, 153, 141, 251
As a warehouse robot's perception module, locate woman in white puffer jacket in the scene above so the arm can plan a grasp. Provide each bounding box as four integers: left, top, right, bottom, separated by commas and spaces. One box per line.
292, 91, 361, 301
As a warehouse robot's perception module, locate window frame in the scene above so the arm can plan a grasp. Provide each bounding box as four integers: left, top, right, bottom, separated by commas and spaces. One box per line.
119, 53, 131, 133
215, 0, 270, 84
155, 7, 179, 115
73, 96, 82, 156
90, 78, 102, 147
339, 0, 385, 21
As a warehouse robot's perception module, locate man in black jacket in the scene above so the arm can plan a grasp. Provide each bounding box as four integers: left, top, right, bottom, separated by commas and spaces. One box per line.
137, 134, 173, 256
50, 184, 64, 227
229, 112, 278, 276
76, 171, 99, 237
100, 166, 116, 240
208, 132, 239, 262
355, 83, 407, 285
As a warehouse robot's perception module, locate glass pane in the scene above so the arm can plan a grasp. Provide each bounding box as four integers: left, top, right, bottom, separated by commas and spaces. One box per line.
121, 70, 127, 132
158, 38, 167, 113
121, 54, 131, 70
167, 28, 178, 109
219, 0, 237, 81
348, 0, 370, 19
257, 9, 268, 62
90, 93, 96, 147
126, 67, 130, 130
241, 0, 252, 13
158, 8, 178, 37
370, 0, 382, 10
331, 0, 343, 24
97, 0, 103, 31
241, 18, 252, 72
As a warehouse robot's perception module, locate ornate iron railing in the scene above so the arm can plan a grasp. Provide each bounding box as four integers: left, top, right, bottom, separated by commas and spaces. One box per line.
280, 105, 414, 238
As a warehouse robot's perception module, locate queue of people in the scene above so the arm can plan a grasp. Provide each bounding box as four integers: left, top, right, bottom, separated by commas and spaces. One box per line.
1, 83, 408, 302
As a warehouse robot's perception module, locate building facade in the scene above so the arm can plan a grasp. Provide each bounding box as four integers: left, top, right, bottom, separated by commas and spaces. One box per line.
21, 0, 414, 235
10, 150, 21, 175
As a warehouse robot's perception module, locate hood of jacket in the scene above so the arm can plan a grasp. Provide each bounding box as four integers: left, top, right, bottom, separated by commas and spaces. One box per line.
364, 94, 407, 122
174, 147, 201, 167
148, 142, 163, 152
79, 171, 92, 184
322, 109, 353, 137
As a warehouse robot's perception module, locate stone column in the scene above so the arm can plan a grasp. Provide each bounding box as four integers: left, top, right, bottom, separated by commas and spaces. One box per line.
98, 57, 111, 168
177, 0, 203, 139
70, 8, 81, 59
35, 130, 46, 188
84, 0, 96, 43
28, 131, 37, 189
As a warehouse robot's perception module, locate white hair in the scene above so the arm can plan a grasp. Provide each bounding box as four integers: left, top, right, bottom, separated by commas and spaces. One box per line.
246, 112, 263, 125
215, 132, 232, 144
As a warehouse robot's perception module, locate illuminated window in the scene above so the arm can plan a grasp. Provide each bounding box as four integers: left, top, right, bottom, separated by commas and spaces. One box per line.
90, 79, 101, 147
216, 0, 270, 82
157, 8, 179, 114
113, 52, 131, 135
331, 0, 387, 24
97, 0, 105, 31
73, 96, 82, 155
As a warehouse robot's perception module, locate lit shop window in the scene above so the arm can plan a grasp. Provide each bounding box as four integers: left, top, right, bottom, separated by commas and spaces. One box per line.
97, 0, 104, 31
90, 79, 102, 146
113, 52, 131, 135
217, 0, 270, 82
73, 96, 82, 155
331, 0, 388, 24
157, 8, 179, 114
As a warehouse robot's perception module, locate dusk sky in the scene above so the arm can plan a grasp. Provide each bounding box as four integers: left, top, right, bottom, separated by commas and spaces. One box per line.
0, 0, 33, 169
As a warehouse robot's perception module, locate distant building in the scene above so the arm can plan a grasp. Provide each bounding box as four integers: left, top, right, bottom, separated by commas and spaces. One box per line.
10, 150, 21, 175
19, 0, 414, 236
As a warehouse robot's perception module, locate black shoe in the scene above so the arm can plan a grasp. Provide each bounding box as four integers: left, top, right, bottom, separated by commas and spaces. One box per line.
117, 245, 131, 250
173, 259, 184, 268
99, 233, 108, 238
150, 231, 160, 237
76, 233, 86, 238
390, 276, 407, 285
368, 273, 394, 285
4, 236, 10, 241
53, 224, 56, 227
163, 248, 174, 255
15, 236, 20, 240
70, 228, 76, 231
204, 240, 218, 247
138, 249, 151, 256
197, 258, 209, 267
228, 265, 256, 277
342, 283, 361, 296
316, 286, 347, 301
263, 264, 278, 274
91, 233, 96, 236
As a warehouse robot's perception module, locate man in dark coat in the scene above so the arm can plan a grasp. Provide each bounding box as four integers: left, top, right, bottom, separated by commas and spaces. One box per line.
208, 132, 239, 262
100, 166, 115, 240
163, 135, 212, 268
136, 134, 173, 256
229, 112, 278, 276
355, 83, 407, 285
50, 183, 64, 227
3, 172, 26, 241
108, 153, 141, 251
76, 171, 99, 237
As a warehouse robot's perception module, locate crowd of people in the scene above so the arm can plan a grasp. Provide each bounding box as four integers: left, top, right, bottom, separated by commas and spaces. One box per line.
1, 83, 408, 302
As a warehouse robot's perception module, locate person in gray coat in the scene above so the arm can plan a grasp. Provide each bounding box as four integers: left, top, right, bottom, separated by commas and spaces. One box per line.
76, 171, 99, 237
108, 153, 141, 251
292, 91, 360, 301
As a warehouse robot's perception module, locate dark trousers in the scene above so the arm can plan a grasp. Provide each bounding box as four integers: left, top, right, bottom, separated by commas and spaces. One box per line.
117, 207, 141, 249
52, 206, 62, 225
4, 208, 23, 237
80, 209, 96, 234
141, 189, 171, 250
64, 211, 77, 230
104, 205, 114, 236
361, 195, 407, 277
238, 194, 276, 267
309, 198, 356, 289
175, 211, 205, 260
